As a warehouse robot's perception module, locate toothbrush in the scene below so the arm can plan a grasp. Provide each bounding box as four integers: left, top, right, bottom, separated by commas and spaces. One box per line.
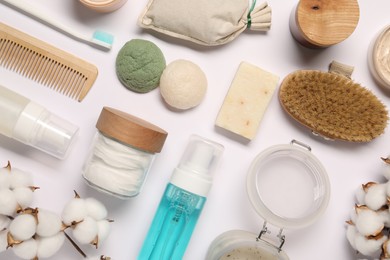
1, 0, 114, 51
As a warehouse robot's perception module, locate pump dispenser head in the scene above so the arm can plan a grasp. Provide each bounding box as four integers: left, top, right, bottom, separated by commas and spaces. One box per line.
0, 85, 78, 159
12, 102, 79, 159
170, 135, 224, 197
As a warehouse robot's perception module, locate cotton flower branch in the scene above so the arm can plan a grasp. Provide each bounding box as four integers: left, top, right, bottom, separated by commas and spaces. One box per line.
0, 162, 112, 260
346, 156, 390, 259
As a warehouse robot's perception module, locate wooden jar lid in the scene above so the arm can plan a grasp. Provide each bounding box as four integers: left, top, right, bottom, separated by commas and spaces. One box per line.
291, 0, 360, 48
96, 107, 168, 153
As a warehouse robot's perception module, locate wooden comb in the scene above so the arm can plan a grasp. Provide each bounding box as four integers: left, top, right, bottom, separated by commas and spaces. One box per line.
0, 22, 98, 102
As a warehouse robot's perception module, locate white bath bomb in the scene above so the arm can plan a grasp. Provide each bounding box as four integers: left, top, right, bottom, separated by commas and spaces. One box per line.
160, 59, 207, 110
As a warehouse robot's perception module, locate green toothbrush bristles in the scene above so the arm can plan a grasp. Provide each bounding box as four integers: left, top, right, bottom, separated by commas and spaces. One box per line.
92, 30, 114, 50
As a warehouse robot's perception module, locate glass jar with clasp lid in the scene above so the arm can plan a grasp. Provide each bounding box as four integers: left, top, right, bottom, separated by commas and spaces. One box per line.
206, 140, 331, 260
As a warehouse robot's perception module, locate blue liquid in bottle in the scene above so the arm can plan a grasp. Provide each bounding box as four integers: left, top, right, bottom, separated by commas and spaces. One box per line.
138, 183, 206, 259
138, 135, 224, 260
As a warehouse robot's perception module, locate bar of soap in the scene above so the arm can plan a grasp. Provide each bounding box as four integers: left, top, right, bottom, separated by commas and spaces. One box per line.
215, 62, 279, 140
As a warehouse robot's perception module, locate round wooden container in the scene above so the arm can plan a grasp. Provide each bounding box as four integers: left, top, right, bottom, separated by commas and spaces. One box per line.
289, 0, 360, 48
79, 0, 128, 13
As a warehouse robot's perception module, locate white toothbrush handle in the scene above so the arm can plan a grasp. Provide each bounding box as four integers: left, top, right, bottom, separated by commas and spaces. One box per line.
2, 0, 88, 42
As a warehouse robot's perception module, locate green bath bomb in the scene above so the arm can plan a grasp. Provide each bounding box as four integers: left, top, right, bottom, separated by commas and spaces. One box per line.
116, 39, 166, 93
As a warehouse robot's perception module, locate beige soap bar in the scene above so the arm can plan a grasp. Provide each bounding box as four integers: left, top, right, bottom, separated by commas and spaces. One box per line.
215, 62, 279, 140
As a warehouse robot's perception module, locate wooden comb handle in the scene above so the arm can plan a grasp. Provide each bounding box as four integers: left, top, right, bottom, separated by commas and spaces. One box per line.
289, 0, 360, 48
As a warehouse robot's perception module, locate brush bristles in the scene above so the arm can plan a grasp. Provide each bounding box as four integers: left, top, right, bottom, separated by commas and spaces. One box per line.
279, 70, 389, 142
92, 30, 114, 50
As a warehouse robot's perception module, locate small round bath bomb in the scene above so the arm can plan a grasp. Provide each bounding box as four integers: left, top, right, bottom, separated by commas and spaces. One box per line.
116, 39, 166, 93
160, 60, 207, 110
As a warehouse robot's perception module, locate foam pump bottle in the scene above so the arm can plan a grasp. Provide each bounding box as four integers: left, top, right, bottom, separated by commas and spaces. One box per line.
138, 135, 224, 260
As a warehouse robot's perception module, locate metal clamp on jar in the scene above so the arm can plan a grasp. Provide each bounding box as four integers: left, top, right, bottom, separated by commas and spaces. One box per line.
206, 140, 331, 259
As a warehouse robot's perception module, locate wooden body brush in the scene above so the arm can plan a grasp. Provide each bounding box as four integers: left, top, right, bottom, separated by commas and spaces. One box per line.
279, 61, 388, 142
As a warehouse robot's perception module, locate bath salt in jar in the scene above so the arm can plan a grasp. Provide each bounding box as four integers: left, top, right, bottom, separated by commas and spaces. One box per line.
368, 25, 390, 91
206, 140, 330, 260
82, 106, 168, 199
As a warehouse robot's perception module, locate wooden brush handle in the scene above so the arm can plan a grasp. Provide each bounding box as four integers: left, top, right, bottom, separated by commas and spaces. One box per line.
328, 61, 354, 78
289, 0, 360, 48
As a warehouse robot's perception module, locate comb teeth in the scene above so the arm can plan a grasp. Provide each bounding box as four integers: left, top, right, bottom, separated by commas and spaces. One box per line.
0, 22, 98, 102
0, 39, 87, 99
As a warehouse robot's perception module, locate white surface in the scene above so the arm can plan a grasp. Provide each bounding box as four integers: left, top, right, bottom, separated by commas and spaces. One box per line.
0, 0, 390, 259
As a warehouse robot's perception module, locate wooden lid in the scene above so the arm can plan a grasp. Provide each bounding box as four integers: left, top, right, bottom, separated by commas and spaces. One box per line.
295, 0, 360, 47
96, 107, 168, 153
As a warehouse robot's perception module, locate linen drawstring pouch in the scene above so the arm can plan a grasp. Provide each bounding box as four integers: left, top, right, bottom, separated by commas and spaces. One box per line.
137, 0, 272, 46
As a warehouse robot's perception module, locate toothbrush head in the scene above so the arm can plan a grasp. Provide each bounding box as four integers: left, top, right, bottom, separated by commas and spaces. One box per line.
91, 30, 114, 50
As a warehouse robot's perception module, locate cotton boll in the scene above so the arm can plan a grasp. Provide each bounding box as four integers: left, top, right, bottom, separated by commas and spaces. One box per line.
72, 216, 98, 244
86, 256, 108, 260
13, 187, 34, 209
96, 220, 111, 247
386, 181, 390, 197
0, 214, 10, 231
0, 189, 18, 216
62, 198, 87, 226
36, 209, 63, 237
349, 207, 358, 224
378, 210, 390, 227
12, 238, 38, 260
9, 214, 37, 241
383, 168, 390, 180
36, 232, 65, 258
383, 239, 390, 259
355, 185, 366, 205
354, 234, 387, 257
382, 158, 390, 180
85, 198, 107, 221
355, 208, 384, 236
9, 169, 33, 189
0, 168, 11, 189
0, 230, 7, 253
346, 224, 358, 250
365, 183, 387, 210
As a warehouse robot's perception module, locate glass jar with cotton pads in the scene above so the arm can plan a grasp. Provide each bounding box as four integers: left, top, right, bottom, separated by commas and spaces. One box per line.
79, 0, 128, 13
368, 25, 390, 91
206, 140, 330, 260
82, 106, 168, 199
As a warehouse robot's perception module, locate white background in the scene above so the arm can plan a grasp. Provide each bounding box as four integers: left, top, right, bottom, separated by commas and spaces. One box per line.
1, 0, 390, 259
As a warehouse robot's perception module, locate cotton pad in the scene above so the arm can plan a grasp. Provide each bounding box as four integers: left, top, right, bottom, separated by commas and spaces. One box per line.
160, 60, 207, 110
116, 39, 166, 93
